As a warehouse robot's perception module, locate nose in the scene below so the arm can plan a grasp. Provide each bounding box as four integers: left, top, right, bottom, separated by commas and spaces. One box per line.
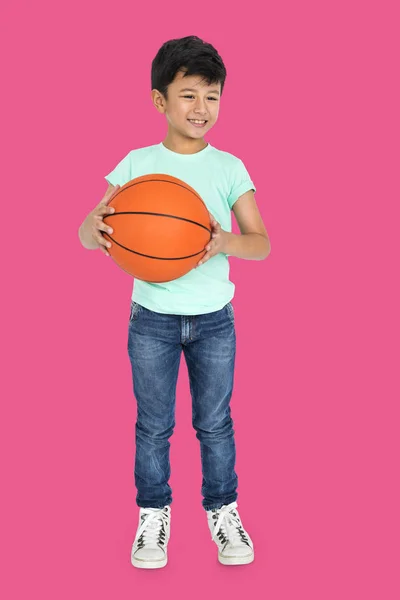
194, 98, 207, 116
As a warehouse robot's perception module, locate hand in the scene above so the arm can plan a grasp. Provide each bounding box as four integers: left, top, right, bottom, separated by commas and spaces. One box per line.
196, 212, 229, 267
85, 184, 120, 256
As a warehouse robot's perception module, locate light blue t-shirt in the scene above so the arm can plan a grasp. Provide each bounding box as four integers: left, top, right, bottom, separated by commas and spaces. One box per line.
104, 141, 256, 315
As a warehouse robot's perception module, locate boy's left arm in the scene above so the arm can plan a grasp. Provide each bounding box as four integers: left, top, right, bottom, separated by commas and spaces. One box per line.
197, 190, 271, 266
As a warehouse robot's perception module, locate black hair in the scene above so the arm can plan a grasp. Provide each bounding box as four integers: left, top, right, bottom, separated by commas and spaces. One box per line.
151, 35, 227, 100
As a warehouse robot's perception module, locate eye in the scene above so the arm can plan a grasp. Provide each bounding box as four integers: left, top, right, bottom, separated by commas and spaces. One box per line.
183, 95, 218, 101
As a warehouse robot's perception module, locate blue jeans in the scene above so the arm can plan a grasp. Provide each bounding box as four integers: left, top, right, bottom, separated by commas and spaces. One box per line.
127, 300, 239, 511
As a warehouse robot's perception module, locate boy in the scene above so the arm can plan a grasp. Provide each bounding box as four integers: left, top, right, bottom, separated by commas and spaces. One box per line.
78, 35, 270, 569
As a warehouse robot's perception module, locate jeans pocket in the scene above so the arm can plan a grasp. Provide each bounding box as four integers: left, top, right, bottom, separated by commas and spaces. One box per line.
129, 301, 142, 324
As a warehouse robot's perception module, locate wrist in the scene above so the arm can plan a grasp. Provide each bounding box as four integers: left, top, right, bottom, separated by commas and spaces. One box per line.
222, 231, 236, 255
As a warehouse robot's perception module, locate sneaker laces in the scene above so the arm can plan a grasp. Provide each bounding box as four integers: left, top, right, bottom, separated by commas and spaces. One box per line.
136, 507, 169, 547
210, 501, 250, 546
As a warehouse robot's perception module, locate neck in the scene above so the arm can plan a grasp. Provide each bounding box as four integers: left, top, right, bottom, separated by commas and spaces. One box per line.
162, 132, 207, 155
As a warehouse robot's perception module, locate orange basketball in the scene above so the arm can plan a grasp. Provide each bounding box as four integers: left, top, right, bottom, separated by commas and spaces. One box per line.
102, 174, 212, 283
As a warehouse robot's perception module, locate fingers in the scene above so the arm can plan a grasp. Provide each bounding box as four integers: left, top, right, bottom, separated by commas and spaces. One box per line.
197, 252, 209, 267
100, 184, 120, 206
91, 186, 120, 255
209, 212, 219, 223
197, 241, 213, 266
208, 212, 220, 235
99, 244, 110, 257
96, 214, 114, 236
93, 229, 111, 252
109, 184, 120, 200
98, 204, 115, 217
92, 203, 116, 255
211, 224, 220, 238
92, 215, 114, 255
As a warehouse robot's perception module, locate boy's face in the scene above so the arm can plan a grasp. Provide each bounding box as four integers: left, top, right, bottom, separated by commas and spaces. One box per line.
152, 70, 221, 141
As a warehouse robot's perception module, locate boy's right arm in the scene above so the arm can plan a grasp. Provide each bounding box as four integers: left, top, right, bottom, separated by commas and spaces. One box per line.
78, 182, 120, 255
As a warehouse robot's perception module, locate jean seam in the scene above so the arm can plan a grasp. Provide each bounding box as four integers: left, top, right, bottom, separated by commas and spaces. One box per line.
129, 301, 142, 323
227, 302, 234, 324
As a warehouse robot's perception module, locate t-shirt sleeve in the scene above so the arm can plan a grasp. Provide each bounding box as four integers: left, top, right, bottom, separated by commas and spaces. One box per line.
104, 151, 132, 186
227, 158, 256, 209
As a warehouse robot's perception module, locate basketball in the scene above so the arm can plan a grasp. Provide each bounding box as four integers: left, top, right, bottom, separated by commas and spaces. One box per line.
102, 174, 212, 283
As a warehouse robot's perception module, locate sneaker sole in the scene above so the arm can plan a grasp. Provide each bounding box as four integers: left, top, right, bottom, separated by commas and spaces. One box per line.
131, 553, 168, 569
218, 551, 254, 566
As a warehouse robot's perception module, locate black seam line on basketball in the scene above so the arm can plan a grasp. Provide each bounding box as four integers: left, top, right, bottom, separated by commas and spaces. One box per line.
106, 212, 211, 234
104, 231, 212, 260
119, 178, 206, 210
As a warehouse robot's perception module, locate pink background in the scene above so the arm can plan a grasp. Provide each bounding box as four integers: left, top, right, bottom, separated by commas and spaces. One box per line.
1, 1, 399, 598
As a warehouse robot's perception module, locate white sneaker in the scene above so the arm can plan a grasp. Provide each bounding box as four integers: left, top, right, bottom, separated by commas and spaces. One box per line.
206, 501, 254, 565
131, 505, 171, 569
